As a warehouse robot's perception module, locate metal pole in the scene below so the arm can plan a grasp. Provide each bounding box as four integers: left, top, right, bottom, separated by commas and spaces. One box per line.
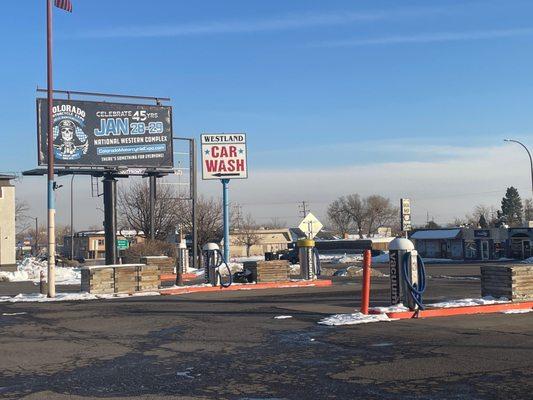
34, 217, 39, 256
222, 179, 230, 261
504, 139, 533, 199
191, 138, 198, 269
149, 175, 156, 240
103, 175, 117, 265
46, 0, 56, 297
70, 175, 75, 259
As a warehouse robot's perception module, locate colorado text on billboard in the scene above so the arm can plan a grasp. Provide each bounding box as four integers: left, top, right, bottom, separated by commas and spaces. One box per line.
201, 134, 248, 180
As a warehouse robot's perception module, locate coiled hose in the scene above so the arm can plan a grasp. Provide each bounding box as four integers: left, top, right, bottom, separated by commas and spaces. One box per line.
401, 252, 426, 310
214, 249, 233, 288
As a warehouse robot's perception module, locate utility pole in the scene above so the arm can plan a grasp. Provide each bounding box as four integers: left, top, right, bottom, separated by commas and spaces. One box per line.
298, 201, 309, 218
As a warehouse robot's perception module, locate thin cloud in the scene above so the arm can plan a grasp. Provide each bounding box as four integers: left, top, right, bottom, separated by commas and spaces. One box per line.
78, 8, 445, 39
312, 28, 533, 47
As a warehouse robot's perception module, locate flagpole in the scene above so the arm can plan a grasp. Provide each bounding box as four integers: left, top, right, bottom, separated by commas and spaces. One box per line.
46, 0, 56, 297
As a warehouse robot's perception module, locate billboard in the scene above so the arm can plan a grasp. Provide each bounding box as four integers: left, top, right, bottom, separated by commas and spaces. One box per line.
37, 99, 173, 169
201, 133, 247, 180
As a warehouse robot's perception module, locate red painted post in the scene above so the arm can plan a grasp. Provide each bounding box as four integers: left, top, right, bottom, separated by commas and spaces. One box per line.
361, 249, 372, 314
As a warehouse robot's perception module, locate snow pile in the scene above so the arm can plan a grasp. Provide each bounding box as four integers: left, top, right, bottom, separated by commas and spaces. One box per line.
371, 252, 389, 263
274, 315, 293, 319
520, 257, 533, 264
320, 254, 364, 264
428, 296, 509, 308
502, 308, 532, 314
333, 266, 385, 278
318, 312, 392, 326
0, 258, 81, 285
289, 264, 300, 275
0, 291, 160, 303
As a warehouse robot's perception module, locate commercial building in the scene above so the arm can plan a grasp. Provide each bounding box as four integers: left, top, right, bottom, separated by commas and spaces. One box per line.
410, 228, 508, 261
0, 175, 16, 271
508, 228, 533, 259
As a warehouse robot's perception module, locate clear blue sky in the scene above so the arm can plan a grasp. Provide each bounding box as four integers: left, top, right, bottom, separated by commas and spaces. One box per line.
3, 0, 533, 226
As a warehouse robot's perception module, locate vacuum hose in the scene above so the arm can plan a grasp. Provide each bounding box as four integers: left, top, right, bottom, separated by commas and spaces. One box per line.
401, 252, 426, 310
312, 247, 321, 276
214, 249, 233, 288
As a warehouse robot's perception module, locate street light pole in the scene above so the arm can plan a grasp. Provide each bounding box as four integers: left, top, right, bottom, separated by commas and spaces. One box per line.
504, 139, 533, 199
70, 175, 75, 260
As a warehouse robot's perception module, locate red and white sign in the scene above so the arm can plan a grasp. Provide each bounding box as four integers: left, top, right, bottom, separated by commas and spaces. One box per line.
201, 133, 248, 180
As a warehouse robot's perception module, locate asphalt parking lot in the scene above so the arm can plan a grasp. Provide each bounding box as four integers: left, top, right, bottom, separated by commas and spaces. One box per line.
0, 263, 532, 399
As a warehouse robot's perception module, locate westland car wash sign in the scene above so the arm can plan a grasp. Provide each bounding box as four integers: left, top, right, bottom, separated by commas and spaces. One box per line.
37, 99, 173, 168
201, 134, 247, 180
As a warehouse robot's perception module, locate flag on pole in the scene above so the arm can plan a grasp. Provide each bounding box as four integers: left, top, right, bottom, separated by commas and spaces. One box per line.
54, 0, 73, 12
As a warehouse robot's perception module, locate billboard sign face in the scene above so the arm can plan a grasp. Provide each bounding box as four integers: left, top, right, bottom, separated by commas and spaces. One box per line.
201, 133, 247, 180
37, 99, 173, 169
400, 198, 412, 232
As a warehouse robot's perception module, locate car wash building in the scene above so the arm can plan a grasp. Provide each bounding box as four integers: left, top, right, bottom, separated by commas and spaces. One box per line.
410, 229, 465, 260
461, 228, 508, 260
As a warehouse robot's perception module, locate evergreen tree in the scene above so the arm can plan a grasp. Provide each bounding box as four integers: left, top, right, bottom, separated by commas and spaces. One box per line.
478, 214, 488, 229
500, 187, 523, 227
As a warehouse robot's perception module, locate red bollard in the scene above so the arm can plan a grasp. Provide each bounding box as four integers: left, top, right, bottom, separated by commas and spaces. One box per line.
361, 249, 372, 314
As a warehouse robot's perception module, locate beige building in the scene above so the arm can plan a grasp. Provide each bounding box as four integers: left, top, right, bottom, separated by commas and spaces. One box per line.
63, 230, 144, 260
0, 175, 16, 271
227, 228, 293, 257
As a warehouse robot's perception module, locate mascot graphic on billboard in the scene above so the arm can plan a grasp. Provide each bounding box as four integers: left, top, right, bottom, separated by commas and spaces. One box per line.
52, 107, 89, 161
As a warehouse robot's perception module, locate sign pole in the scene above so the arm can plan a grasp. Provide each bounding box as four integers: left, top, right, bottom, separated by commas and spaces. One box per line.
222, 178, 230, 261
46, 0, 56, 297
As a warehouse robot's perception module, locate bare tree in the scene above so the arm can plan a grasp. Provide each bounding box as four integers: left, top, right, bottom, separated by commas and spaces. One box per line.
365, 195, 397, 236
465, 204, 498, 228
175, 195, 224, 248
118, 180, 180, 240
262, 217, 287, 230
524, 198, 533, 223
327, 198, 352, 238
232, 213, 262, 257
15, 200, 30, 235
342, 194, 367, 238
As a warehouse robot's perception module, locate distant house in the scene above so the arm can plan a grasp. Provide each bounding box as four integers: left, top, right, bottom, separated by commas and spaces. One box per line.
227, 228, 293, 258
410, 228, 508, 261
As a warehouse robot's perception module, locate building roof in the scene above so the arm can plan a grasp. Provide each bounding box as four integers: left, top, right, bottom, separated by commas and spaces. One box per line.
411, 229, 462, 240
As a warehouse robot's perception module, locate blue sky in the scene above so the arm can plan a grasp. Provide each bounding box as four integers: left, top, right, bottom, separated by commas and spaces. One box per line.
3, 0, 533, 227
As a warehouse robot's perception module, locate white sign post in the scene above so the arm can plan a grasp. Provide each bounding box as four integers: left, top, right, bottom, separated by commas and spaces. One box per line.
201, 133, 248, 262
298, 212, 323, 239
400, 198, 412, 236
201, 134, 248, 180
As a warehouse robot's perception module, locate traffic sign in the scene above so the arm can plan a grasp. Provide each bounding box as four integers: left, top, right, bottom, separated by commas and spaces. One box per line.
400, 198, 412, 232
298, 212, 323, 239
201, 133, 247, 180
117, 239, 129, 250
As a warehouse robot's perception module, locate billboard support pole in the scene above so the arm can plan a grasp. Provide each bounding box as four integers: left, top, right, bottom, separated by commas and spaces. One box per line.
149, 175, 156, 240
46, 0, 56, 297
103, 175, 117, 265
222, 179, 230, 261
191, 138, 198, 270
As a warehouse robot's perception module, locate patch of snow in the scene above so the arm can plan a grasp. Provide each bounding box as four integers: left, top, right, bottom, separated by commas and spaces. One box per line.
320, 253, 364, 264
502, 308, 532, 314
0, 257, 80, 285
371, 252, 389, 263
2, 312, 27, 316
318, 312, 392, 326
428, 296, 509, 308
370, 304, 409, 313
274, 315, 293, 319
428, 275, 480, 281
0, 291, 161, 303
410, 229, 461, 240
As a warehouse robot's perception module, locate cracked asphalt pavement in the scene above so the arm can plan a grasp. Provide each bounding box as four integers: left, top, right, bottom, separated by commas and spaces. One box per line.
0, 264, 532, 399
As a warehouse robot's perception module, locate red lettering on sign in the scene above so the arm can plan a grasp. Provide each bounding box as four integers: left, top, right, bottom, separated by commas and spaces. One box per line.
229, 146, 237, 157
236, 159, 245, 171
205, 160, 218, 172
